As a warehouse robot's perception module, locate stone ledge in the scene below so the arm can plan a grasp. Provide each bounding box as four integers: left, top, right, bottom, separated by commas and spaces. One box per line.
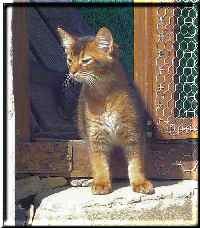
32, 180, 198, 226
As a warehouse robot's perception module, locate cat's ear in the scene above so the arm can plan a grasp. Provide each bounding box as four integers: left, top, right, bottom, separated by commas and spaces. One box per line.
57, 27, 75, 53
95, 27, 113, 54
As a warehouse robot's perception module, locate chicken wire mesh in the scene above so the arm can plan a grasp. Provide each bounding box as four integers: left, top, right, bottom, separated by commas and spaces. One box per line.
174, 6, 198, 118
155, 5, 198, 137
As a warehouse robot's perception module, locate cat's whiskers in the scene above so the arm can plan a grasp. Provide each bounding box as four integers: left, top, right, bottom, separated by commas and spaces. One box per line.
84, 75, 96, 88
75, 71, 102, 88
77, 72, 92, 86
63, 74, 71, 87
87, 78, 96, 88
63, 72, 77, 87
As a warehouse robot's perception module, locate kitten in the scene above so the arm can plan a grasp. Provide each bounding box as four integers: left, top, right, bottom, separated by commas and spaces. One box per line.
57, 26, 154, 195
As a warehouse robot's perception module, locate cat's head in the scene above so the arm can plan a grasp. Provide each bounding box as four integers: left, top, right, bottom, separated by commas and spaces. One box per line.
57, 26, 118, 85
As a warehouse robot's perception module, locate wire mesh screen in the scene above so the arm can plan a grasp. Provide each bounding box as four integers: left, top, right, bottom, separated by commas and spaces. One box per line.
174, 6, 198, 118
155, 5, 198, 137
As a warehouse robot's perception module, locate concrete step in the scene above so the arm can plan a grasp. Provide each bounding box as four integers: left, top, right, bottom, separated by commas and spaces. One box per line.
32, 180, 198, 226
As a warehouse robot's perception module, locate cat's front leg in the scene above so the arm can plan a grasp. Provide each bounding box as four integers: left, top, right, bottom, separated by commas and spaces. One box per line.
126, 144, 155, 194
89, 143, 112, 195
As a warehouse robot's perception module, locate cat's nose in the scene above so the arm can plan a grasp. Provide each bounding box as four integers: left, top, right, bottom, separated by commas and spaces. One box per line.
70, 69, 76, 75
70, 69, 78, 75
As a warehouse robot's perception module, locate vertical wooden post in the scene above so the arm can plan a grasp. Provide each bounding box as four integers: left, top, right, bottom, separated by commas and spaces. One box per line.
134, 6, 157, 118
12, 6, 30, 142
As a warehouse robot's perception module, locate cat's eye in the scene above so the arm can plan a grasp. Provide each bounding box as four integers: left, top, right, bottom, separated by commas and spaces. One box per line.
81, 57, 93, 65
67, 58, 72, 65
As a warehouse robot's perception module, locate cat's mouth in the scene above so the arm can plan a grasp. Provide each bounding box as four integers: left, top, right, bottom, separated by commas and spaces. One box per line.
66, 72, 99, 87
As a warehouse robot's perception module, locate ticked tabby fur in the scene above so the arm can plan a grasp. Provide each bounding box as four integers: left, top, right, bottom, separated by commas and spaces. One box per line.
57, 26, 154, 195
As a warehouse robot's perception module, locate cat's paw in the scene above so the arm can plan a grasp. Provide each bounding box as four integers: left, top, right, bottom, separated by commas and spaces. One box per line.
91, 181, 112, 195
132, 180, 155, 194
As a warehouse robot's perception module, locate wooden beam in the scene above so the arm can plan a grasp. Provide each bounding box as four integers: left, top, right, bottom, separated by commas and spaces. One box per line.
16, 142, 71, 177
13, 7, 30, 142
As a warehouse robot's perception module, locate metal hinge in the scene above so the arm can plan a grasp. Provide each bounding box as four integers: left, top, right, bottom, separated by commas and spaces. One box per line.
66, 142, 73, 172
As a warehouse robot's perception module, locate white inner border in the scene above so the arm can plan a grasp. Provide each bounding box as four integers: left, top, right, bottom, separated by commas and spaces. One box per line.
1, 1, 15, 226
6, 5, 15, 226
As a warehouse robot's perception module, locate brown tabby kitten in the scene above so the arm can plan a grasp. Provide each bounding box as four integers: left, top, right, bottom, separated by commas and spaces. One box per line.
57, 26, 154, 195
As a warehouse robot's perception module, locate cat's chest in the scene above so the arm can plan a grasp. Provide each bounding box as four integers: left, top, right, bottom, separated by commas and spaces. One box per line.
87, 110, 121, 138
101, 111, 119, 131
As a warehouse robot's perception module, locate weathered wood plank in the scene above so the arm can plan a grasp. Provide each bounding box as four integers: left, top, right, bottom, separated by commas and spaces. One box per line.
146, 140, 198, 180
13, 7, 30, 142
16, 140, 198, 180
16, 142, 70, 177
